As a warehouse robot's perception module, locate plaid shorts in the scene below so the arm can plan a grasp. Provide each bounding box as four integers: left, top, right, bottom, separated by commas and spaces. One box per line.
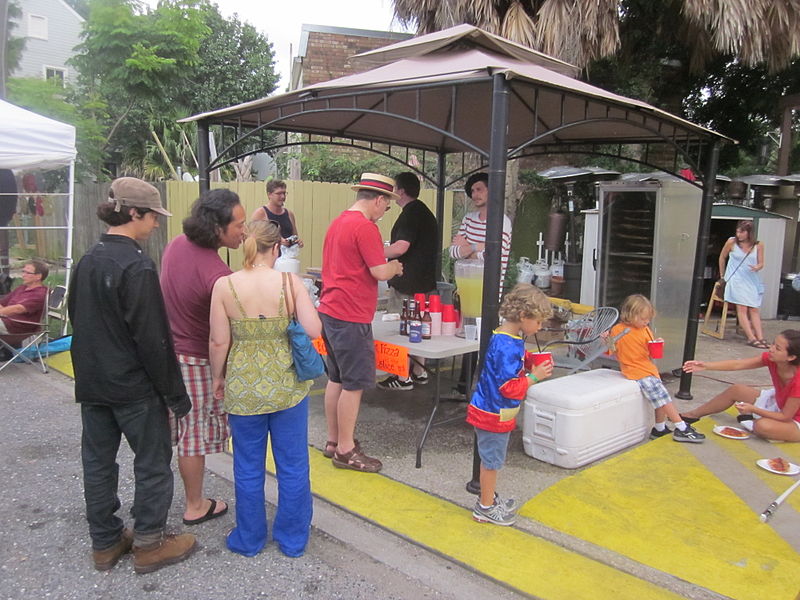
170, 354, 229, 457
636, 376, 671, 409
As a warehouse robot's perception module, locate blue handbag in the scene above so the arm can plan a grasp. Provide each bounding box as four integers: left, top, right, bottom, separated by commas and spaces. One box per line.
283, 273, 325, 381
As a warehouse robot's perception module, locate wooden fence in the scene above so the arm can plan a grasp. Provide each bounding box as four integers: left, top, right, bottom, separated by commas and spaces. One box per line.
73, 181, 169, 268
163, 180, 455, 272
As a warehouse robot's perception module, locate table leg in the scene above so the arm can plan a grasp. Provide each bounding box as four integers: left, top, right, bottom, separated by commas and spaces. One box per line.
416, 358, 441, 468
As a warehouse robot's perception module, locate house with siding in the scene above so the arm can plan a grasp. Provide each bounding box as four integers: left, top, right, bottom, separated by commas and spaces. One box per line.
10, 0, 84, 85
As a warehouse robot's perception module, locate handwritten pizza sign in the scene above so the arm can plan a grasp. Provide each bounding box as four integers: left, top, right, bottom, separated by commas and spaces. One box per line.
374, 340, 409, 378
312, 337, 327, 356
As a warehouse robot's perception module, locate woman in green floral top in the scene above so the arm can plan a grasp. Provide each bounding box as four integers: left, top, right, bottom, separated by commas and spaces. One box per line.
209, 220, 321, 558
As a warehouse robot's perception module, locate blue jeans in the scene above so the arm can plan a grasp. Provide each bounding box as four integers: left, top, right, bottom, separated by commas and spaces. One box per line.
226, 397, 312, 558
80, 397, 173, 550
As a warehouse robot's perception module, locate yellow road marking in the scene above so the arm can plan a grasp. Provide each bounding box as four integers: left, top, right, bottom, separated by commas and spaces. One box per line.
262, 449, 682, 600
520, 436, 800, 600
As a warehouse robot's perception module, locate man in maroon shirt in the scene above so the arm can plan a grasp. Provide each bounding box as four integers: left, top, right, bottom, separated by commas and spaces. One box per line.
160, 189, 246, 525
319, 173, 403, 473
0, 259, 48, 336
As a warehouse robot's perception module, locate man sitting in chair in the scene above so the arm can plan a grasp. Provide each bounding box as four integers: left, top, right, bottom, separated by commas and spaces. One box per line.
0, 260, 48, 336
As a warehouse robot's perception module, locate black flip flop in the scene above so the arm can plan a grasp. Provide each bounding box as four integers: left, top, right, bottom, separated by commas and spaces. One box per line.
183, 498, 228, 526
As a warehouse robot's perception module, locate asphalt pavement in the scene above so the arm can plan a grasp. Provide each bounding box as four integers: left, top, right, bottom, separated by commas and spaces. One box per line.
4, 319, 800, 599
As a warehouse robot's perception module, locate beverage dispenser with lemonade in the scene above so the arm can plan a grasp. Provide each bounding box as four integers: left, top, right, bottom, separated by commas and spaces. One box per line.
455, 260, 484, 339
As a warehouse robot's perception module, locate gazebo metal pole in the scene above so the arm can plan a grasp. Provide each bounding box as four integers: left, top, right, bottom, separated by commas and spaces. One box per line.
435, 152, 446, 282
467, 72, 509, 495
677, 142, 721, 399
198, 120, 210, 195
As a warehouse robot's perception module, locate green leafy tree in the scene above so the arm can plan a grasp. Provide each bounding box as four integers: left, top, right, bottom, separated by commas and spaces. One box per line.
69, 0, 209, 155
4, 0, 25, 75
181, 3, 278, 114
69, 0, 278, 179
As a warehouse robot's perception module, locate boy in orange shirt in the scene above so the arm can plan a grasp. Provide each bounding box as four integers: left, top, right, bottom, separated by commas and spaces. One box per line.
611, 294, 705, 443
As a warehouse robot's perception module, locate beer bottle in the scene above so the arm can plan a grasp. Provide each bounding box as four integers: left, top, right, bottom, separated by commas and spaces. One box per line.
400, 298, 409, 336
421, 306, 432, 340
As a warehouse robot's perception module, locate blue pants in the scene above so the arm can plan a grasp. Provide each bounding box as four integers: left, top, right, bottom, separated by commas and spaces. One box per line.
80, 397, 173, 550
226, 397, 312, 558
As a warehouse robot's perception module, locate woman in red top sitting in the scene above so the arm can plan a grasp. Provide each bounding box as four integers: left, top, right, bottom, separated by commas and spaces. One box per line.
681, 329, 800, 442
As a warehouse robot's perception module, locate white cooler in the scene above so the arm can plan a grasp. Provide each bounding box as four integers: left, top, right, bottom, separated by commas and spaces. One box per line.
522, 369, 650, 469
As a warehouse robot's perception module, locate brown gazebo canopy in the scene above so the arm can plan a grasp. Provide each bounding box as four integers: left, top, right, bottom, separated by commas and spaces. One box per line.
180, 24, 732, 398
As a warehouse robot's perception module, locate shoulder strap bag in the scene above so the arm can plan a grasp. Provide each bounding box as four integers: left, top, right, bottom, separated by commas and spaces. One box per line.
282, 272, 326, 381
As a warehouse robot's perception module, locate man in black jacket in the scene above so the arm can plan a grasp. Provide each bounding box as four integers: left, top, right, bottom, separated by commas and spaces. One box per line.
69, 178, 197, 574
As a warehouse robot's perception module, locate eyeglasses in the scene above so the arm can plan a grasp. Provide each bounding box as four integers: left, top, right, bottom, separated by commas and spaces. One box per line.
22, 270, 37, 275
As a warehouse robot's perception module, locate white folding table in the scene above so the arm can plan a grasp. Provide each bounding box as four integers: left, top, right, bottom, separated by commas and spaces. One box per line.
371, 316, 479, 467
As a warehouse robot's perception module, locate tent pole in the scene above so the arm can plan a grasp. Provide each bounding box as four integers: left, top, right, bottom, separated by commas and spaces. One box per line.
435, 152, 446, 282
677, 142, 721, 399
467, 72, 509, 495
198, 120, 210, 195
62, 160, 75, 335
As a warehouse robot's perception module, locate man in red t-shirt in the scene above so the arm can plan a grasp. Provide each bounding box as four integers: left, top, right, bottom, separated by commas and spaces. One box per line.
161, 189, 246, 526
319, 173, 403, 473
0, 259, 48, 336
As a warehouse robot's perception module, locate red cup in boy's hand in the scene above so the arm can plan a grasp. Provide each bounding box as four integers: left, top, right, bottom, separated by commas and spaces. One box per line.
648, 338, 664, 359
531, 351, 553, 366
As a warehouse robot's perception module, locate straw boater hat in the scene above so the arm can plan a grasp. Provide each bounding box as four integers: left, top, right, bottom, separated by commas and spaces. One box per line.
109, 177, 172, 216
351, 173, 399, 200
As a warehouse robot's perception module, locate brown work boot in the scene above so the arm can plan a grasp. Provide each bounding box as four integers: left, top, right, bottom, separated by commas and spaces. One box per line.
133, 533, 197, 574
93, 528, 134, 571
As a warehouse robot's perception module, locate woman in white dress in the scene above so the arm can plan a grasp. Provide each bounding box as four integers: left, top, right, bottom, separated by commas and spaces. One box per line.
719, 220, 766, 348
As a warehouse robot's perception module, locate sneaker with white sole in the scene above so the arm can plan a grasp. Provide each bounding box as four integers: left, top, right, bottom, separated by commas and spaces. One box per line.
472, 501, 517, 526
377, 375, 414, 391
673, 424, 705, 443
649, 426, 671, 439
411, 371, 429, 385
494, 493, 518, 513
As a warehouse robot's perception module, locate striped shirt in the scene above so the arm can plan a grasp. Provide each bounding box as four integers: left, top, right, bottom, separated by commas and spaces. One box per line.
449, 210, 512, 283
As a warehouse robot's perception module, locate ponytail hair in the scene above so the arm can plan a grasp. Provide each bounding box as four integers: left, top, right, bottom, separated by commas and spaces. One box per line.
242, 220, 281, 269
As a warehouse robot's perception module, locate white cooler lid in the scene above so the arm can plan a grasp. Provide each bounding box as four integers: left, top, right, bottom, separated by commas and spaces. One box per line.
527, 368, 638, 409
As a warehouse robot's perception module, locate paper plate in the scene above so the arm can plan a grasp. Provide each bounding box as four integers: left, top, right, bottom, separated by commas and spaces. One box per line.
757, 458, 800, 476
712, 425, 750, 440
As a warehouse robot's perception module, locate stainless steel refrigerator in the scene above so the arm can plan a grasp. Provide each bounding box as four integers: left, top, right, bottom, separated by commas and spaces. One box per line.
587, 180, 702, 372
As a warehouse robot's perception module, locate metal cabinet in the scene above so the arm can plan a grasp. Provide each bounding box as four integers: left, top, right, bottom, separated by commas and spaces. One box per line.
582, 180, 701, 371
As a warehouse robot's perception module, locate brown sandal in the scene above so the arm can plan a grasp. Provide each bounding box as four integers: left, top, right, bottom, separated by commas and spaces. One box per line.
323, 438, 360, 459
331, 447, 382, 473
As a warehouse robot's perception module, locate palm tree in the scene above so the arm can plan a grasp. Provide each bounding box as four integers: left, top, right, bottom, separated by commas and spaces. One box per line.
393, 0, 800, 73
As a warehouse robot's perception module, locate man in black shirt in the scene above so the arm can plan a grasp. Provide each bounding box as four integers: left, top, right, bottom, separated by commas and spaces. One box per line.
378, 172, 438, 391
70, 177, 197, 573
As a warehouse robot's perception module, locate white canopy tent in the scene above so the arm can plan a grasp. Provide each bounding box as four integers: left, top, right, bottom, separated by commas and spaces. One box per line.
0, 99, 77, 298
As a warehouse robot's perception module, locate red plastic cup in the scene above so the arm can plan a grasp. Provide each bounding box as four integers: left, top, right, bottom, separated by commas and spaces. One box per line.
414, 293, 426, 307
530, 351, 552, 366
442, 304, 455, 322
428, 294, 441, 312
648, 339, 664, 359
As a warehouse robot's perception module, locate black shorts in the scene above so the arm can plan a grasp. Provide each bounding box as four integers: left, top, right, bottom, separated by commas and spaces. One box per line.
320, 313, 375, 391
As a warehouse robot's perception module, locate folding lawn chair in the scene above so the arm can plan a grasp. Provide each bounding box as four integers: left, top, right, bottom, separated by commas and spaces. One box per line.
0, 285, 66, 374
534, 307, 628, 375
